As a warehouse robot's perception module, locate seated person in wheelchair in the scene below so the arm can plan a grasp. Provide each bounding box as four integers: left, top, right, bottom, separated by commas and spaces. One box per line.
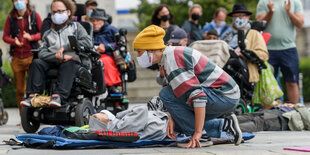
221, 4, 269, 83
89, 8, 121, 93
21, 0, 93, 107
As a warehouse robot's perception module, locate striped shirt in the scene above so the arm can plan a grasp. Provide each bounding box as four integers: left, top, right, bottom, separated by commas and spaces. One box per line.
159, 46, 240, 107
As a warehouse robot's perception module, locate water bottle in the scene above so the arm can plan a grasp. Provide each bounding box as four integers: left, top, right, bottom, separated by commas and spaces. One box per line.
299, 73, 304, 104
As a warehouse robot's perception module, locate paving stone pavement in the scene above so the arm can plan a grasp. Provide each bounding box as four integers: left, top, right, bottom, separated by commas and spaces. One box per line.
1, 106, 310, 155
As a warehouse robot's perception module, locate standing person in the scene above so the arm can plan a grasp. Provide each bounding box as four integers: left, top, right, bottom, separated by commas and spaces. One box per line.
21, 0, 92, 107
90, 8, 121, 93
151, 4, 179, 44
133, 25, 242, 148
3, 0, 42, 116
182, 4, 203, 45
202, 7, 231, 39
256, 0, 304, 104
84, 0, 97, 22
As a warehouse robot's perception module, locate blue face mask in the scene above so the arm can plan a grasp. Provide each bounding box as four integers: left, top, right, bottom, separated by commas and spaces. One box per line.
14, 1, 26, 11
88, 9, 93, 17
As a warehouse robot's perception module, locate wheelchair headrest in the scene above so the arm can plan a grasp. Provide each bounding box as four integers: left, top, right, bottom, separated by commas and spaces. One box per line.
79, 21, 93, 38
75, 3, 86, 21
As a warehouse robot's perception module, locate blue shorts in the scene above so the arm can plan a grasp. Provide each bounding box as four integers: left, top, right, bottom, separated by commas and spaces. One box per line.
268, 48, 299, 82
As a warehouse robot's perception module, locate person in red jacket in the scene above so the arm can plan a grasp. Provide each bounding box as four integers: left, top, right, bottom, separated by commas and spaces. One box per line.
2, 0, 42, 117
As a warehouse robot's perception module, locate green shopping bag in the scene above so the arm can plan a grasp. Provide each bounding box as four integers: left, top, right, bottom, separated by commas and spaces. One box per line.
252, 62, 283, 106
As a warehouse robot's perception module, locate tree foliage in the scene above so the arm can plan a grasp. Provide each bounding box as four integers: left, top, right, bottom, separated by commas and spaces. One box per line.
132, 0, 259, 31
0, 0, 12, 30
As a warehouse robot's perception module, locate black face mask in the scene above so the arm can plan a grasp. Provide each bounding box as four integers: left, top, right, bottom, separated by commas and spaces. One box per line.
191, 14, 200, 20
160, 14, 170, 22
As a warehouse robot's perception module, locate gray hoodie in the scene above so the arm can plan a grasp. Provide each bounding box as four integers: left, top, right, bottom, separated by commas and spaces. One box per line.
39, 21, 93, 63
107, 105, 168, 140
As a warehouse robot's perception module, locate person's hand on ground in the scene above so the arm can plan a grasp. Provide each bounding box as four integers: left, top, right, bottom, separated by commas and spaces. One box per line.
23, 31, 32, 41
167, 115, 178, 140
183, 131, 202, 148
14, 37, 23, 47
55, 47, 64, 60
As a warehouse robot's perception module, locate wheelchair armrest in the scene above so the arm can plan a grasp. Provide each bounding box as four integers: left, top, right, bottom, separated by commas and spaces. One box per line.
30, 49, 40, 59
30, 49, 40, 54
89, 48, 101, 59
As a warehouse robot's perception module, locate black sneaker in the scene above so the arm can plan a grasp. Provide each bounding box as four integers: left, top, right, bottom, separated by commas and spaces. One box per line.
49, 95, 61, 107
108, 86, 120, 94
223, 113, 242, 145
20, 95, 34, 107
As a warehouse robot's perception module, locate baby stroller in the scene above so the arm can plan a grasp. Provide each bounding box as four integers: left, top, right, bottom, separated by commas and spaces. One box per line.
0, 49, 10, 125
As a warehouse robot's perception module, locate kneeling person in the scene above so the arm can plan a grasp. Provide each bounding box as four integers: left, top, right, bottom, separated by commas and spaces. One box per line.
21, 0, 92, 107
133, 25, 242, 148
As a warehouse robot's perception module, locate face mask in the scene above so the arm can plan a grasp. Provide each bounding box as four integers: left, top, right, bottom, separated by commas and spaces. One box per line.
233, 17, 248, 29
88, 9, 93, 17
137, 51, 153, 68
52, 12, 69, 25
160, 15, 170, 22
14, 1, 26, 11
215, 20, 225, 27
191, 14, 200, 20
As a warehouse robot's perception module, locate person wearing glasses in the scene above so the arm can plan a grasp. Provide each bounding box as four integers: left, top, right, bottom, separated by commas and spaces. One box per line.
21, 0, 92, 107
2, 0, 42, 118
221, 4, 269, 84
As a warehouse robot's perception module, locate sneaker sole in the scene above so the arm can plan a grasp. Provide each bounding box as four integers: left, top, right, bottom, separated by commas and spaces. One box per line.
49, 102, 61, 107
231, 114, 242, 146
20, 101, 31, 107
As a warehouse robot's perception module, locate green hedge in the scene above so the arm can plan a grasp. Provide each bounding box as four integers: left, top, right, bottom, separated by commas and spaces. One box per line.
2, 61, 17, 107
299, 58, 310, 102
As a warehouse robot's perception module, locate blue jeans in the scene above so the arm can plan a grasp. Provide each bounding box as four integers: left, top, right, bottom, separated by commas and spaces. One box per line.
159, 86, 238, 138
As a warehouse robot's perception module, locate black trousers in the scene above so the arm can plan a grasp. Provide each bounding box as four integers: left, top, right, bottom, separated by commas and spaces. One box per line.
26, 59, 79, 101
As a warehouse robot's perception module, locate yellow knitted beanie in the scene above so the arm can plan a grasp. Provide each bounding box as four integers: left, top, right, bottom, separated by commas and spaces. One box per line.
133, 25, 166, 50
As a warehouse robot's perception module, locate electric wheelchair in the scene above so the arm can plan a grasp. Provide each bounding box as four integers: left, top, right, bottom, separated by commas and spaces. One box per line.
21, 3, 133, 133
21, 20, 107, 133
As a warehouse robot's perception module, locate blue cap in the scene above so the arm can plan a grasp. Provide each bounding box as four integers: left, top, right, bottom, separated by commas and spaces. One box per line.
168, 28, 187, 43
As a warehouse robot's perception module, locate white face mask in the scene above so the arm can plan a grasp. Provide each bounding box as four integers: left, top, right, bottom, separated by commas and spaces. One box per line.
215, 20, 225, 27
136, 51, 153, 68
233, 17, 248, 29
52, 12, 69, 25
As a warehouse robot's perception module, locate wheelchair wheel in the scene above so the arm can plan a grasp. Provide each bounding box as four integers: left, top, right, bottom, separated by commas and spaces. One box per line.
75, 98, 94, 127
21, 107, 40, 133
234, 99, 248, 115
3, 111, 8, 125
